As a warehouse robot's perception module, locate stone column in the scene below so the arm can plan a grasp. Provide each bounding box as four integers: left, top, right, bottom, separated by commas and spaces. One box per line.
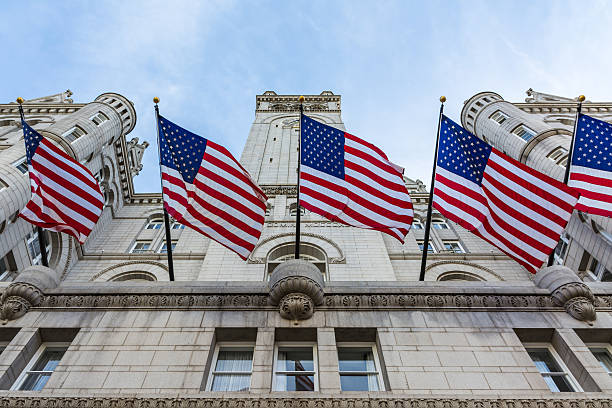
250, 328, 275, 393
317, 328, 341, 393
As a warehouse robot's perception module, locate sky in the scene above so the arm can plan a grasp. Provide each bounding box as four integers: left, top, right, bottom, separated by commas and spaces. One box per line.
2, 0, 611, 193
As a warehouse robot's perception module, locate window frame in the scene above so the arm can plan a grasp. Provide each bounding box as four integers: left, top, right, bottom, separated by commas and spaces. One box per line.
145, 218, 164, 230
417, 241, 436, 253
442, 241, 465, 254
553, 233, 570, 265
12, 156, 28, 174
171, 222, 185, 230
489, 110, 509, 125
412, 220, 424, 230
89, 111, 109, 126
432, 219, 450, 230
524, 343, 582, 392
586, 344, 612, 376
129, 241, 151, 254
26, 229, 51, 266
11, 342, 69, 391
586, 255, 612, 282
336, 342, 385, 392
272, 342, 319, 392
511, 124, 537, 142
157, 240, 177, 253
205, 342, 255, 392
61, 125, 86, 143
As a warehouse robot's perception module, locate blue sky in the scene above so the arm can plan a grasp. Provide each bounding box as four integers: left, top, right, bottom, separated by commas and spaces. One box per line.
2, 1, 611, 192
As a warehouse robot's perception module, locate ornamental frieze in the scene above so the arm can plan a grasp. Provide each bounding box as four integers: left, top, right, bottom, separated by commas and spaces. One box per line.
0, 396, 610, 408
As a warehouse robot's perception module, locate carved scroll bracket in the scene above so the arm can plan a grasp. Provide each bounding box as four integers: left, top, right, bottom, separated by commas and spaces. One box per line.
0, 266, 58, 322
535, 265, 596, 324
268, 259, 324, 321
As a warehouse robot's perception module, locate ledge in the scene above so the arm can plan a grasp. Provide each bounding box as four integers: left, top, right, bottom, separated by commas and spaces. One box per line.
0, 392, 611, 408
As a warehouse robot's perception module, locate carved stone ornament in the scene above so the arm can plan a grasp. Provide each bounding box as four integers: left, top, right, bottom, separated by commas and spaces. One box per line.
0, 395, 611, 408
0, 282, 43, 321
535, 265, 597, 324
268, 259, 324, 321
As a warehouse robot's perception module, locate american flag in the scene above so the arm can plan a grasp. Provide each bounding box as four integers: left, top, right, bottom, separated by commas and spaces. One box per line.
299, 115, 413, 242
158, 115, 267, 260
569, 114, 612, 217
19, 120, 104, 244
432, 116, 579, 273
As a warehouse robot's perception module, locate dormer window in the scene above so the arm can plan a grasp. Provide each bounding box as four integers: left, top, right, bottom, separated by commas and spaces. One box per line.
489, 110, 508, 125
90, 112, 109, 126
62, 125, 86, 143
512, 124, 537, 142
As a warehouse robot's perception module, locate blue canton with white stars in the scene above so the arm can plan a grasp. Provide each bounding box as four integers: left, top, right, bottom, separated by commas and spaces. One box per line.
573, 115, 612, 172
301, 115, 345, 179
437, 115, 492, 185
22, 120, 43, 164
158, 115, 207, 184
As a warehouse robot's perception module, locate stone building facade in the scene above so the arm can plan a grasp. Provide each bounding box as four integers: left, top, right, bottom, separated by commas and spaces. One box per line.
0, 89, 610, 407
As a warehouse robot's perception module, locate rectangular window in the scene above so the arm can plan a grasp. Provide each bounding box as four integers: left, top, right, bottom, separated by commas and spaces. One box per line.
489, 110, 509, 125
61, 125, 86, 143
0, 254, 13, 281
13, 344, 68, 391
547, 147, 568, 162
130, 241, 151, 254
443, 241, 465, 253
206, 345, 254, 391
90, 111, 109, 126
512, 124, 537, 142
412, 220, 423, 230
337, 344, 383, 391
157, 241, 177, 253
417, 241, 436, 253
589, 347, 612, 377
526, 346, 580, 392
13, 157, 28, 174
553, 233, 570, 265
171, 222, 185, 230
145, 218, 163, 229
585, 255, 612, 282
26, 230, 51, 266
432, 220, 450, 229
273, 344, 318, 391
0, 177, 7, 191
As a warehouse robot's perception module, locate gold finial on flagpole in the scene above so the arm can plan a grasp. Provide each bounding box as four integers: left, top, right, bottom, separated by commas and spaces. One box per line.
578, 95, 585, 102
298, 95, 305, 103
440, 96, 446, 103
153, 97, 160, 104
16, 97, 24, 104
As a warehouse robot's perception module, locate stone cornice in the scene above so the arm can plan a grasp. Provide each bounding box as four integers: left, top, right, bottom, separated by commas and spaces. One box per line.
0, 394, 611, 408
256, 92, 341, 113
514, 102, 612, 114
0, 103, 85, 116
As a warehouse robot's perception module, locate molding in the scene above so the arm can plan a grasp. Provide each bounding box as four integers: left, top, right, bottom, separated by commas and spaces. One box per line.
0, 395, 611, 407
248, 232, 345, 264
90, 260, 169, 281
30, 291, 612, 312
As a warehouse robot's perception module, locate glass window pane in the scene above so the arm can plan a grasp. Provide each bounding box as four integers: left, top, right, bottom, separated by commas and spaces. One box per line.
528, 349, 562, 373
544, 374, 574, 392
215, 349, 253, 372
340, 374, 379, 391
275, 374, 315, 391
277, 347, 314, 372
32, 347, 66, 371
338, 347, 375, 372
19, 373, 51, 391
591, 349, 612, 373
211, 374, 250, 392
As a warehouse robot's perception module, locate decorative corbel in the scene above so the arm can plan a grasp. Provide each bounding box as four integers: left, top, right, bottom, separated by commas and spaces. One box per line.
268, 259, 324, 321
0, 265, 59, 322
535, 265, 596, 324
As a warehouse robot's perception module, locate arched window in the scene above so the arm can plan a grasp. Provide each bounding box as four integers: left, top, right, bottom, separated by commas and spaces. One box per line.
289, 203, 305, 217
145, 217, 164, 229
437, 271, 485, 282
109, 271, 157, 282
266, 243, 326, 280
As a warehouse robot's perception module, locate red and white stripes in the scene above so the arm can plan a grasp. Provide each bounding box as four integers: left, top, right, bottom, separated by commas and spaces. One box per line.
162, 140, 267, 260
19, 138, 104, 244
434, 148, 579, 273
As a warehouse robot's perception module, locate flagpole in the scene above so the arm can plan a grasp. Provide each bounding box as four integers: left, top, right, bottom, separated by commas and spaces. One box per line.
295, 95, 305, 259
17, 97, 49, 268
153, 97, 175, 281
419, 96, 446, 281
547, 94, 585, 267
